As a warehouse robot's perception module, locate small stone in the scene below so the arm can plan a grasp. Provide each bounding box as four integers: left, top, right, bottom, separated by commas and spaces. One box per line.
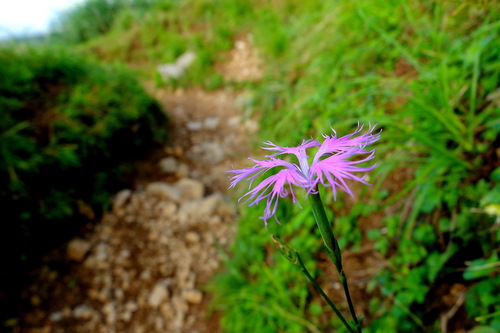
185, 232, 200, 244
73, 304, 95, 319
146, 182, 181, 202
113, 189, 132, 210
176, 163, 190, 179
49, 311, 64, 322
183, 289, 203, 304
159, 157, 178, 174
67, 238, 91, 261
179, 193, 224, 220
125, 301, 139, 313
159, 201, 177, 217
103, 302, 116, 324
160, 303, 174, 319
187, 121, 203, 131
175, 178, 204, 201
227, 116, 241, 127
148, 283, 169, 308
204, 117, 219, 130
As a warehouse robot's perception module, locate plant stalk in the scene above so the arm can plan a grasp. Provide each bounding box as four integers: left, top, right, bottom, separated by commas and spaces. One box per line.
308, 191, 362, 332
296, 252, 356, 333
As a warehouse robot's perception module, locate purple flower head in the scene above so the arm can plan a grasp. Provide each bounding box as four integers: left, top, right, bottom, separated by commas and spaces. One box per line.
227, 124, 380, 226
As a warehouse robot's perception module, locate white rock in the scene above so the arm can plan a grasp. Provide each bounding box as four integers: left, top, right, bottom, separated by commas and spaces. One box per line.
159, 201, 177, 217
49, 311, 64, 322
125, 301, 139, 313
175, 178, 204, 201
148, 283, 169, 308
204, 117, 220, 130
176, 51, 196, 68
113, 189, 132, 210
73, 304, 95, 319
228, 116, 241, 127
158, 63, 185, 80
176, 163, 190, 178
146, 182, 181, 202
93, 242, 108, 263
67, 238, 91, 261
179, 192, 225, 221
159, 157, 178, 174
187, 121, 203, 131
103, 302, 116, 324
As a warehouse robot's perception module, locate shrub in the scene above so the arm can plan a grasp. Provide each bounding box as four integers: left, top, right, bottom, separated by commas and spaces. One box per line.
0, 45, 167, 283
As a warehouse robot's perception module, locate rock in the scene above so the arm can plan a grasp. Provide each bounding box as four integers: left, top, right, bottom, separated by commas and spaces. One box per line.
228, 115, 241, 127
176, 51, 196, 68
175, 178, 204, 201
187, 121, 203, 131
148, 283, 169, 308
122, 301, 138, 322
179, 193, 224, 221
113, 189, 132, 211
102, 302, 116, 324
159, 157, 178, 174
176, 163, 190, 178
73, 304, 95, 319
67, 238, 91, 261
93, 242, 108, 263
183, 289, 203, 304
146, 182, 181, 202
159, 201, 177, 217
185, 232, 200, 244
49, 311, 64, 322
204, 117, 219, 130
157, 51, 196, 81
158, 63, 185, 80
160, 303, 174, 319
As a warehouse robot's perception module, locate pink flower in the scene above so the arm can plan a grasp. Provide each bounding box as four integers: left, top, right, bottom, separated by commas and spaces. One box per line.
227, 124, 380, 226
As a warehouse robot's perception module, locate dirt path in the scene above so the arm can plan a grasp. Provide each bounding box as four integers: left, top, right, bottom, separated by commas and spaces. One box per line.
13, 37, 261, 333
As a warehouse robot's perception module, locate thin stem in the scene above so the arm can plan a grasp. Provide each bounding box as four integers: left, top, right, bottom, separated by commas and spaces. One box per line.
296, 252, 356, 333
339, 270, 360, 332
308, 191, 362, 332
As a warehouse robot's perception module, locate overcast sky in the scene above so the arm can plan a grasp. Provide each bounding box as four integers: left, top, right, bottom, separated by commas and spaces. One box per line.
0, 0, 84, 39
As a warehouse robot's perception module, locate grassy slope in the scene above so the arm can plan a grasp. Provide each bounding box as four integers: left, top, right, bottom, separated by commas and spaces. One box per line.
59, 0, 500, 331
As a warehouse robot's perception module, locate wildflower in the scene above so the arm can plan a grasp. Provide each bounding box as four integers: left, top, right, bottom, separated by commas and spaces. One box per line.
227, 124, 380, 225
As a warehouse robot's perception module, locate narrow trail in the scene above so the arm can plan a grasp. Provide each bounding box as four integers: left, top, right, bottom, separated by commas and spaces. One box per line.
15, 37, 261, 333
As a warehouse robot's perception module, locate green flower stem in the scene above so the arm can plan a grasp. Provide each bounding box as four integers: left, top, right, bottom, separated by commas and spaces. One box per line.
296, 252, 356, 333
308, 191, 362, 333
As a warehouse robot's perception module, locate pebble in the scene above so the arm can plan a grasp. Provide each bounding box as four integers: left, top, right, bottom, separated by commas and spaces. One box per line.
73, 304, 95, 319
146, 182, 181, 202
185, 232, 200, 244
159, 157, 178, 174
175, 178, 204, 201
148, 283, 169, 308
49, 311, 64, 322
113, 189, 132, 211
183, 289, 203, 304
67, 238, 92, 261
204, 117, 219, 130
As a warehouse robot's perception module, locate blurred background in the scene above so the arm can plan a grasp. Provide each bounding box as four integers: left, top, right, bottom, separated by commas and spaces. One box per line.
0, 0, 499, 332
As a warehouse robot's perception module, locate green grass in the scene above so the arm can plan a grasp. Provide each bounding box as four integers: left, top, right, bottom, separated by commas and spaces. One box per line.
9, 0, 500, 331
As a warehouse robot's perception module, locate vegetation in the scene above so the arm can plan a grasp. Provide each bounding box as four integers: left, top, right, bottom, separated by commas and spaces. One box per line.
2, 0, 499, 332
0, 45, 167, 294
